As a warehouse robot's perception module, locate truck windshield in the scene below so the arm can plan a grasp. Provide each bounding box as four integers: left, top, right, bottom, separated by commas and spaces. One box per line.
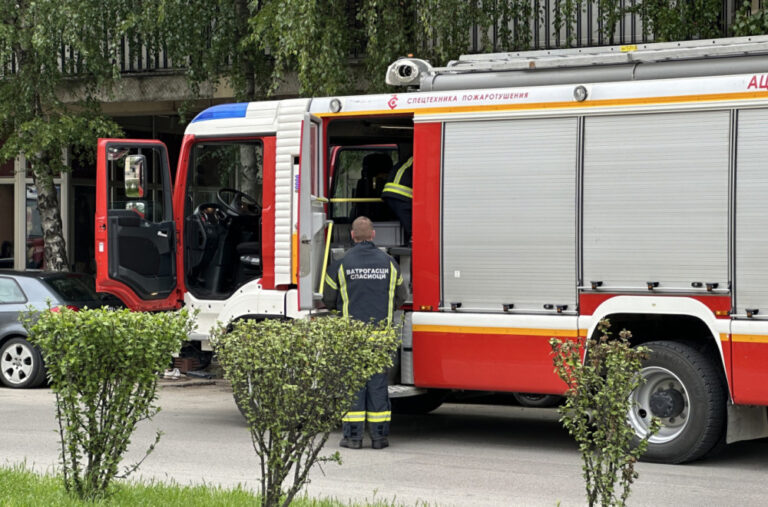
187, 141, 263, 213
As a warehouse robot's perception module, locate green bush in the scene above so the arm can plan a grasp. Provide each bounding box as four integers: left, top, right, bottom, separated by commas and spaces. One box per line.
23, 307, 194, 501
550, 320, 660, 507
212, 317, 399, 507
733, 0, 768, 36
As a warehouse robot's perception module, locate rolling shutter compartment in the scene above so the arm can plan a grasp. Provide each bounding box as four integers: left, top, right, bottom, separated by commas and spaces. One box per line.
583, 111, 729, 290
735, 108, 768, 315
442, 117, 577, 312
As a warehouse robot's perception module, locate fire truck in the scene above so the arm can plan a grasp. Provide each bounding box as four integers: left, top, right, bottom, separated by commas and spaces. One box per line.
96, 36, 768, 464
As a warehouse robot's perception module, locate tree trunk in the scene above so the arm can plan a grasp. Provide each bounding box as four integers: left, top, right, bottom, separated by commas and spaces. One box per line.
33, 154, 69, 272
235, 0, 257, 101
238, 145, 262, 206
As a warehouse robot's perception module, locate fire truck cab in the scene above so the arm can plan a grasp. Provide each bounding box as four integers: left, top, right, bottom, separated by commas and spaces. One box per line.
96, 35, 768, 464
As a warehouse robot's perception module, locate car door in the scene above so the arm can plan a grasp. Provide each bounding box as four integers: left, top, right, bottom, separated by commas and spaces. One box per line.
0, 276, 27, 339
297, 114, 330, 310
95, 139, 179, 311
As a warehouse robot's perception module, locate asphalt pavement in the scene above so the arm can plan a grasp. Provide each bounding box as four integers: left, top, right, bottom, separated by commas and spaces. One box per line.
1, 380, 767, 506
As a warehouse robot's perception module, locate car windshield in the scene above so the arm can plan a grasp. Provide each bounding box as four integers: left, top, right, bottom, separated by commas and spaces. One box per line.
44, 276, 99, 303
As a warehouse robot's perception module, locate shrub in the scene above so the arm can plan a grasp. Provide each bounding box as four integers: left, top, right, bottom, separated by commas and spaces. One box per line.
212, 316, 399, 507
23, 306, 193, 500
733, 0, 768, 36
550, 320, 660, 507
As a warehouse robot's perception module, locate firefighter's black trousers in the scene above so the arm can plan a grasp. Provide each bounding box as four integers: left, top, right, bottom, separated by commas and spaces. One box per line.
342, 371, 391, 441
383, 197, 412, 241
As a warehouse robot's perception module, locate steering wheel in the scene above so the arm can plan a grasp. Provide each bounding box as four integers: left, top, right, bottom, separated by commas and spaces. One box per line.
192, 203, 229, 251
194, 202, 228, 224
217, 188, 261, 217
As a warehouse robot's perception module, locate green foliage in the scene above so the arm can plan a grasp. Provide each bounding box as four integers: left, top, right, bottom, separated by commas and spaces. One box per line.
149, 0, 272, 105
0, 0, 135, 270
554, 0, 626, 46
253, 0, 354, 97
0, 463, 413, 506
733, 1, 768, 36
638, 0, 723, 41
0, 463, 259, 506
491, 0, 540, 51
357, 1, 419, 94
159, 0, 741, 103
212, 317, 399, 507
22, 307, 194, 501
550, 321, 660, 507
553, 0, 583, 47
417, 0, 481, 67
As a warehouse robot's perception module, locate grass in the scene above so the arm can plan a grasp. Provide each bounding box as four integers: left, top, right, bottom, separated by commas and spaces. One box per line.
0, 465, 417, 507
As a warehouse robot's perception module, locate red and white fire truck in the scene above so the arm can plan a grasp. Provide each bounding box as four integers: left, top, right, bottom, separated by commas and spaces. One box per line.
96, 36, 768, 463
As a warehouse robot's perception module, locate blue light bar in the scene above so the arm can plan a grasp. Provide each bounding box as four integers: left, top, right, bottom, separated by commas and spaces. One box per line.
191, 103, 249, 123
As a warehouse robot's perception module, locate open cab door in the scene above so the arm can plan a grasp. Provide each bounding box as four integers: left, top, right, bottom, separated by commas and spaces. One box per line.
298, 114, 330, 310
95, 139, 180, 311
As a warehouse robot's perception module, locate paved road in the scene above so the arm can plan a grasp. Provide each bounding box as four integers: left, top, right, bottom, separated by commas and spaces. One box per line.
1, 381, 767, 506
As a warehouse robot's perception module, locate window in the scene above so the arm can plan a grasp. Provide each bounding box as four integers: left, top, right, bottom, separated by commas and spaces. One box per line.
25, 185, 59, 269
188, 141, 263, 212
0, 277, 25, 304
310, 123, 323, 198
107, 146, 168, 223
330, 148, 397, 223
45, 276, 99, 303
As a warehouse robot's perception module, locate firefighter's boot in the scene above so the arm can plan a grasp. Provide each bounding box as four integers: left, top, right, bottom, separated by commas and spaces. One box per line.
339, 437, 362, 449
371, 438, 389, 449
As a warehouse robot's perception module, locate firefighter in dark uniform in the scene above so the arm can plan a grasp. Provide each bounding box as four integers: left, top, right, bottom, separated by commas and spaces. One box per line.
381, 155, 413, 242
323, 216, 408, 449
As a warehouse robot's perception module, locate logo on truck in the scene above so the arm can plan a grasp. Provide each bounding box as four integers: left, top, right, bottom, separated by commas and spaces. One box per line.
387, 95, 399, 110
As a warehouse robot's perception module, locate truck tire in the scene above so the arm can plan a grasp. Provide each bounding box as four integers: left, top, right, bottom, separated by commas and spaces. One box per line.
391, 390, 448, 415
628, 340, 726, 464
512, 393, 563, 408
0, 337, 47, 388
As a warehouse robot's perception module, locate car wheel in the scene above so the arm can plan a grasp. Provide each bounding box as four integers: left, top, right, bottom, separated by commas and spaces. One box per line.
512, 393, 563, 408
628, 340, 727, 464
0, 337, 47, 388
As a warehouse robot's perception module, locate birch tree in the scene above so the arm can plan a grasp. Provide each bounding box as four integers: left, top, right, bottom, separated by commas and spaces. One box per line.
0, 0, 141, 271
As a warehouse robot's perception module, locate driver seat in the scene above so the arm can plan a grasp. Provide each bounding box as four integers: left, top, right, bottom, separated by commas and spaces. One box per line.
236, 242, 262, 284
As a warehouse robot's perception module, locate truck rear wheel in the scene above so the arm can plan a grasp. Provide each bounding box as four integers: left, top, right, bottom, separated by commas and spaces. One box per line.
628, 340, 726, 464
512, 393, 563, 408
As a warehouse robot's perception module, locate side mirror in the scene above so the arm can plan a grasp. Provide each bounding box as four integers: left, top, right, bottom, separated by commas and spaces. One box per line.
124, 154, 146, 198
125, 201, 146, 218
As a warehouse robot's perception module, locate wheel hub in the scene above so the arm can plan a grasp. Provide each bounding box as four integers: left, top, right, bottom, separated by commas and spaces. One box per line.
1, 344, 33, 384
649, 388, 685, 419
628, 365, 691, 444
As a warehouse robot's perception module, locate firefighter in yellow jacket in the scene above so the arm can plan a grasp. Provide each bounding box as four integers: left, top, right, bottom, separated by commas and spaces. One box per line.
323, 216, 408, 449
381, 155, 413, 242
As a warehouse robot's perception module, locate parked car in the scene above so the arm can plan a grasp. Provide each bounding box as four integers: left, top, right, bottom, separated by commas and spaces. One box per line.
0, 271, 111, 388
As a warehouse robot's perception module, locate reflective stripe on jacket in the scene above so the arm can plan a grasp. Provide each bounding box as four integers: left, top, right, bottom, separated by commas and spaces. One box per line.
322, 241, 407, 324
382, 157, 413, 202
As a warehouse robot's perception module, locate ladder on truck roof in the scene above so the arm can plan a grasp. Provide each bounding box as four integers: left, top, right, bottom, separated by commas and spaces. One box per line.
386, 35, 768, 92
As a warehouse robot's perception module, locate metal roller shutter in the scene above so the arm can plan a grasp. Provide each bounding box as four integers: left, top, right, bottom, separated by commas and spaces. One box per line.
442, 118, 577, 312
735, 108, 768, 316
583, 111, 729, 290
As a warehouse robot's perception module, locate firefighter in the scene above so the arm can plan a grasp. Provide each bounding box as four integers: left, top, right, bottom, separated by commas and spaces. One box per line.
381, 155, 413, 243
323, 216, 408, 449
